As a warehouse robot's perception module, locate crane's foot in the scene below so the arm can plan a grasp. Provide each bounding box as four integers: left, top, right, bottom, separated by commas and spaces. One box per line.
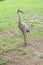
24, 43, 27, 47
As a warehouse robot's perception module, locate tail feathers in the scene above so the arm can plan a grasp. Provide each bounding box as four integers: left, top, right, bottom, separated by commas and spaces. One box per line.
26, 29, 30, 33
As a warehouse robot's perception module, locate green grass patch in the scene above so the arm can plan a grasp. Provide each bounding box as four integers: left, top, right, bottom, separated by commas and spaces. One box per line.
16, 56, 24, 61
8, 46, 17, 51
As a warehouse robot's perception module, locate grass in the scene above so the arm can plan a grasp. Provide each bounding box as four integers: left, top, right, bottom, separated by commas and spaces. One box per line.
0, 60, 8, 65
16, 56, 24, 61
0, 0, 43, 65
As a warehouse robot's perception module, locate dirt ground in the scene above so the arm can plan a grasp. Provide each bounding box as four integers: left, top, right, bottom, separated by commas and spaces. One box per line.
1, 44, 43, 65
0, 29, 43, 65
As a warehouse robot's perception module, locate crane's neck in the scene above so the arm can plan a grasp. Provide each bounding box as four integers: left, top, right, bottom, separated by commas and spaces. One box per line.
18, 12, 21, 22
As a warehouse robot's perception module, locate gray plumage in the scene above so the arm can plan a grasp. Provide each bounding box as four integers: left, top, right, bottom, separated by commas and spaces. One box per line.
17, 10, 30, 46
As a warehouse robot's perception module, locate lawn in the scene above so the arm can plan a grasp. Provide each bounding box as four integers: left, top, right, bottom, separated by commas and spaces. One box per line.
0, 0, 43, 65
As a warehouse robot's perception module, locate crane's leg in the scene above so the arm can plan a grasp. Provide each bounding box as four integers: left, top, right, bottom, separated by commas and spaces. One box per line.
23, 32, 27, 46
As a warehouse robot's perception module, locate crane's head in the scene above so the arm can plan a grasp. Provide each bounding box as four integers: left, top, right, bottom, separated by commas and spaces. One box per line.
17, 10, 24, 13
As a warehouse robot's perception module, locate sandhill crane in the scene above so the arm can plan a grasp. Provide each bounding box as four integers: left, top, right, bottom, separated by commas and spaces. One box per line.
17, 10, 30, 46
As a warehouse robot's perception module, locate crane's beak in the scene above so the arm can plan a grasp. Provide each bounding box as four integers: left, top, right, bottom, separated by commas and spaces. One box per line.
17, 10, 24, 13
21, 11, 24, 13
